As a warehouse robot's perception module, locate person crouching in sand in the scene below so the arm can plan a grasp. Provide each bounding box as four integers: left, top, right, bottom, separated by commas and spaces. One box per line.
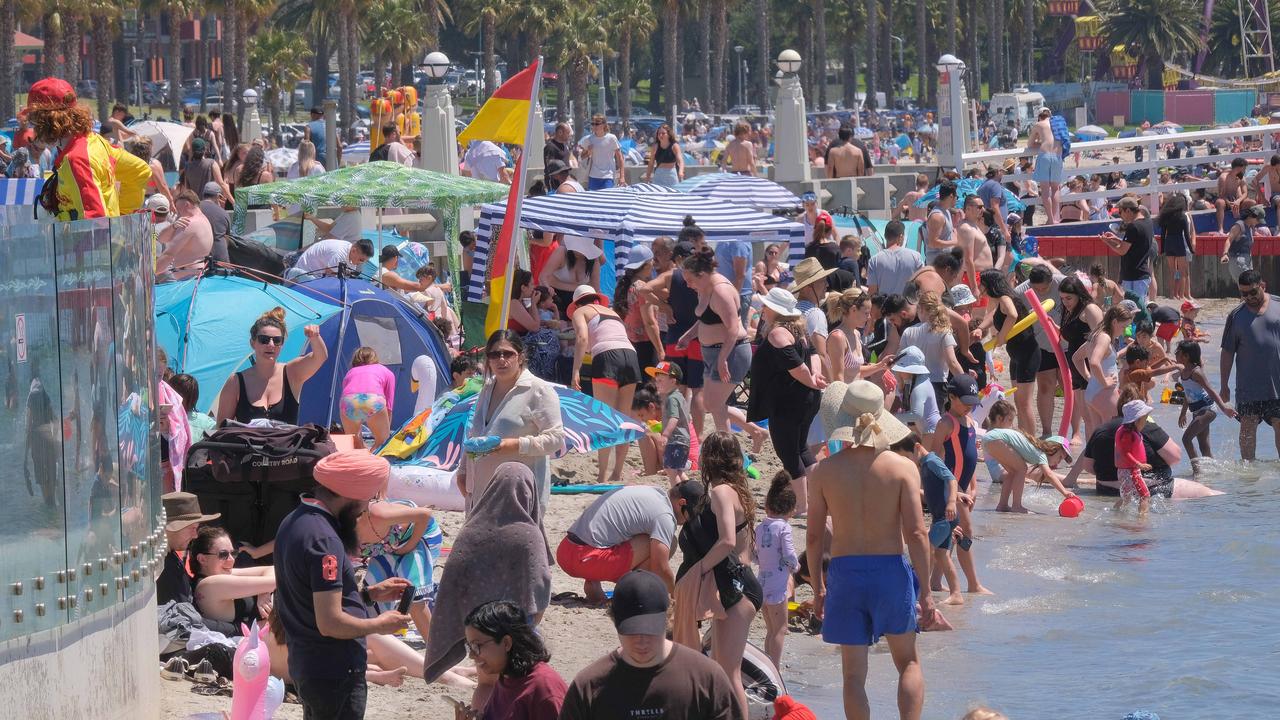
808, 379, 936, 720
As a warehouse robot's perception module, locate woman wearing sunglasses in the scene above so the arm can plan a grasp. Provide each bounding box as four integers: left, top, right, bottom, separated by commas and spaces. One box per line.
458, 331, 565, 518
215, 306, 328, 424
189, 525, 276, 631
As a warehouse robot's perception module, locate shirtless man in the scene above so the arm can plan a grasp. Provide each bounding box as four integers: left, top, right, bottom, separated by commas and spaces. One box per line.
957, 195, 995, 292
924, 181, 959, 262
1216, 157, 1249, 233
101, 103, 136, 144
906, 252, 976, 361
720, 122, 758, 176
1027, 107, 1063, 225
808, 380, 935, 720
897, 173, 931, 222
1251, 155, 1280, 233
827, 127, 866, 178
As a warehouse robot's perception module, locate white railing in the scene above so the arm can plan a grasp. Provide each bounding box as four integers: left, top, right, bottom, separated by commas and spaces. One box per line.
961, 124, 1279, 213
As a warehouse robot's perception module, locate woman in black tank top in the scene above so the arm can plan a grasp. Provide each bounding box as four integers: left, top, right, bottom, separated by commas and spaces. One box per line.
215, 307, 328, 425
644, 124, 684, 187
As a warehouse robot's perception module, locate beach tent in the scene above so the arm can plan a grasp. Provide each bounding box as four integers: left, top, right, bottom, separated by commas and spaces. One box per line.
913, 177, 1027, 215
128, 120, 195, 158
154, 275, 344, 413
293, 275, 452, 428
674, 173, 803, 212
469, 186, 806, 302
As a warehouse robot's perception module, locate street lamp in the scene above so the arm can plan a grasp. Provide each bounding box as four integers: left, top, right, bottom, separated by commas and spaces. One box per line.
777, 49, 802, 75
890, 35, 905, 94
420, 51, 450, 83
935, 54, 966, 76
242, 87, 262, 143
734, 45, 744, 109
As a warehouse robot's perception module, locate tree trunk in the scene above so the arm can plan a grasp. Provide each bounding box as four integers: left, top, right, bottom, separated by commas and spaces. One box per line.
483, 14, 497, 98
571, 56, 588, 139
1146, 55, 1162, 90
947, 0, 958, 54
814, 0, 827, 111
222, 2, 237, 122
63, 13, 79, 85
43, 12, 62, 79
310, 24, 326, 110
709, 0, 726, 112
865, 0, 877, 108
649, 29, 662, 113
916, 0, 927, 104
237, 8, 250, 127
168, 9, 182, 117
993, 0, 1005, 92
798, 14, 812, 101
663, 0, 678, 115
927, 27, 938, 106
674, 3, 684, 108
755, 0, 769, 110
556, 70, 568, 122
92, 22, 110, 122
963, 0, 977, 97
880, 7, 894, 109
620, 32, 633, 129
1, 0, 15, 121
1024, 0, 1034, 82
698, 0, 709, 110
842, 22, 856, 109
336, 7, 353, 139
346, 18, 360, 140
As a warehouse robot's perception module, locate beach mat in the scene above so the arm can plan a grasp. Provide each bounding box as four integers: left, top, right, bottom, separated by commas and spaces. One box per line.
551, 484, 624, 495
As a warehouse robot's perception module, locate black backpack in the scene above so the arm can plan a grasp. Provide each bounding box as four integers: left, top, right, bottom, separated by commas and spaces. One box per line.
184, 423, 337, 549
369, 143, 391, 162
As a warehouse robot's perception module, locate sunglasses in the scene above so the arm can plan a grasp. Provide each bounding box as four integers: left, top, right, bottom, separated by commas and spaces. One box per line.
486, 349, 518, 361
201, 550, 235, 560
256, 334, 284, 345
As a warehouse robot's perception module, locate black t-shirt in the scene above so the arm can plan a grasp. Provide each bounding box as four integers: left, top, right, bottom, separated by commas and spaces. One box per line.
560, 644, 735, 720
747, 335, 817, 422
544, 139, 571, 166
1083, 417, 1171, 484
158, 550, 193, 606
274, 499, 368, 680
805, 241, 841, 270
1120, 219, 1154, 281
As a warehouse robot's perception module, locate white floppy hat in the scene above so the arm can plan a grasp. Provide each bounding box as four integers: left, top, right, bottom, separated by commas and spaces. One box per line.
1120, 400, 1153, 425
946, 284, 978, 307
820, 380, 910, 450
760, 288, 801, 318
891, 346, 930, 375
564, 235, 604, 260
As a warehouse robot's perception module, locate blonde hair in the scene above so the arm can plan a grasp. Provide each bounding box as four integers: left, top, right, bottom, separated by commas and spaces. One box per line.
297, 140, 316, 176
351, 346, 379, 367
960, 709, 1008, 720
918, 290, 950, 333
825, 287, 867, 323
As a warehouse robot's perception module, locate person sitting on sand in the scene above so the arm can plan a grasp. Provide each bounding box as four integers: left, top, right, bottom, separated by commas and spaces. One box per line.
455, 600, 568, 719
555, 484, 682, 603
807, 379, 937, 720
982, 399, 1078, 513
189, 526, 277, 630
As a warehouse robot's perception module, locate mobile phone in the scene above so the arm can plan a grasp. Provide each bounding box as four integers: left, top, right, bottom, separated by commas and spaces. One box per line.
396, 584, 416, 614
158, 403, 173, 415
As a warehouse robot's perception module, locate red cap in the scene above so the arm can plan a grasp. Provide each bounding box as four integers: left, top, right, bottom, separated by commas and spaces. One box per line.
25, 77, 77, 112
815, 210, 834, 227
1180, 300, 1201, 313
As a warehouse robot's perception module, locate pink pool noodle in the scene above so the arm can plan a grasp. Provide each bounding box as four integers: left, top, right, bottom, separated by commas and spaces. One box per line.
1024, 289, 1073, 438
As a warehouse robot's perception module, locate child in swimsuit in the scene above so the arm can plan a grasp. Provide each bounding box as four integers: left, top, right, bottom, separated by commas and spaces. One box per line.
982, 400, 1077, 513
930, 375, 991, 595
1175, 341, 1237, 463
1178, 301, 1209, 343
891, 431, 967, 606
1115, 400, 1154, 515
755, 471, 800, 669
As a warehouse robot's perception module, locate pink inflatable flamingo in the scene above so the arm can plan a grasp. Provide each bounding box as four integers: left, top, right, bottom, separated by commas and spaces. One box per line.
230, 621, 273, 720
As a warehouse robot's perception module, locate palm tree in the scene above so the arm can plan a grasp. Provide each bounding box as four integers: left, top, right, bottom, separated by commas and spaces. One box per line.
662, 0, 679, 115
915, 0, 927, 106
1099, 0, 1201, 88
365, 0, 429, 87
865, 0, 877, 107
709, 0, 727, 111
61, 0, 82, 85
814, 0, 827, 110
606, 0, 656, 130
85, 0, 120, 121
548, 2, 608, 136
946, 0, 957, 53
1, 0, 17, 119
1023, 0, 1034, 82
248, 27, 310, 142
41, 5, 63, 79
462, 0, 504, 99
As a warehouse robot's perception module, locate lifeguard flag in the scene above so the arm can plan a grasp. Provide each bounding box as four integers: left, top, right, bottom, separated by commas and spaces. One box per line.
459, 60, 543, 340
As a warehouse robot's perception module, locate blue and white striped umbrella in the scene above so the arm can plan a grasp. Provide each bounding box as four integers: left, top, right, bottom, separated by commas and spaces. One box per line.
674, 172, 803, 212
469, 188, 806, 302
0, 177, 42, 206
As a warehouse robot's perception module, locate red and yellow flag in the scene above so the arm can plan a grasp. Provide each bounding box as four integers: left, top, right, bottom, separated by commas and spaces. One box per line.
459, 60, 543, 340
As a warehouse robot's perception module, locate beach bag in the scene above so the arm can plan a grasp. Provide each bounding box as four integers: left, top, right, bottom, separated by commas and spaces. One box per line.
226, 235, 287, 278
184, 423, 335, 548
1050, 115, 1071, 159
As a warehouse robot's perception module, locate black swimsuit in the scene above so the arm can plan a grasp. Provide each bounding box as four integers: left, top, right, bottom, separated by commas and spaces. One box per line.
234, 370, 299, 424
194, 576, 259, 633
676, 502, 764, 611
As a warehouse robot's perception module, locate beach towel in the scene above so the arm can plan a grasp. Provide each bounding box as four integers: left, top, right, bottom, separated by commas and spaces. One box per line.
672, 564, 726, 650
159, 380, 192, 490
422, 462, 552, 683
1050, 115, 1071, 159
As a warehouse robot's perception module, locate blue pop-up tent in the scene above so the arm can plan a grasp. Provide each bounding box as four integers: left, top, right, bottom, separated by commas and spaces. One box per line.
293, 276, 451, 429
155, 276, 344, 413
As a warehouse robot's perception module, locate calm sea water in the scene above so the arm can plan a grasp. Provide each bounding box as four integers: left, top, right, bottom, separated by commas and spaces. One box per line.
785, 314, 1280, 718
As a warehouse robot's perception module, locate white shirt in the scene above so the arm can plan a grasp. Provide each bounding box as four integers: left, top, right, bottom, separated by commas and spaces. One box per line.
293, 239, 352, 275
411, 354, 439, 416
326, 211, 363, 243
385, 141, 416, 167
286, 162, 325, 179
583, 133, 621, 179
465, 141, 507, 182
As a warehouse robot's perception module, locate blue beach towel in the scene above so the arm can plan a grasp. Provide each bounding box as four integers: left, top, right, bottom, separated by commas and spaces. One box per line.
1050, 115, 1071, 159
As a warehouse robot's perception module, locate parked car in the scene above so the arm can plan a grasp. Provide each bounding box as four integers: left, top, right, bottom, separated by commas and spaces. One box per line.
204, 95, 224, 112
76, 79, 98, 99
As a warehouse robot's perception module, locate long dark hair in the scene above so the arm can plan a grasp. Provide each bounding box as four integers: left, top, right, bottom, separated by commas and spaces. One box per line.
614, 263, 649, 318
464, 600, 550, 678
1058, 275, 1093, 326
188, 525, 230, 583
509, 268, 533, 300
1158, 192, 1188, 226
238, 145, 267, 188
979, 268, 1027, 315
699, 432, 756, 541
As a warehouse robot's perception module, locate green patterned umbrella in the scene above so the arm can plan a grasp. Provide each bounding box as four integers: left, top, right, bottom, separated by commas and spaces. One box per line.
231, 161, 508, 233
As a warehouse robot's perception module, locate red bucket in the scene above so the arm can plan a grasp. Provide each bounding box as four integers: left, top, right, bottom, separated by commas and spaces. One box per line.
1059, 495, 1085, 518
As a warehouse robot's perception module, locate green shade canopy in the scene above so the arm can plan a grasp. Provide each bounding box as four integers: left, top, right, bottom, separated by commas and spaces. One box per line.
232, 161, 509, 233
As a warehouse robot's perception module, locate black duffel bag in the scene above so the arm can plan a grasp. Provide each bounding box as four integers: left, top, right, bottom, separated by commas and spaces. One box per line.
226, 234, 287, 278
184, 423, 337, 548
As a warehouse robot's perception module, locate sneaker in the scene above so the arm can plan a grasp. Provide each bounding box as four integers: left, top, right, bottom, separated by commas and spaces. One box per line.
190, 658, 218, 685
160, 657, 188, 681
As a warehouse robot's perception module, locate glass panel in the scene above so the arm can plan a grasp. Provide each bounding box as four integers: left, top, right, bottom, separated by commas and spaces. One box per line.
56, 217, 122, 619
0, 218, 70, 637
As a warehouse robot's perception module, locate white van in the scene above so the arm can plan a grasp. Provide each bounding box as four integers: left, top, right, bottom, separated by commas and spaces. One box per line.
989, 87, 1046, 135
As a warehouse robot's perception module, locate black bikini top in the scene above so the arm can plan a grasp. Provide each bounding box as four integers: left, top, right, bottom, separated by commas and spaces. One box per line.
699, 304, 724, 325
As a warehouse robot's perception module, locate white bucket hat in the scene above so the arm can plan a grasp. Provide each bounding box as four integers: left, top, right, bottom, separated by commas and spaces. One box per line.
946, 284, 978, 307
760, 288, 801, 318
1120, 400, 1153, 425
623, 244, 654, 270
891, 346, 930, 375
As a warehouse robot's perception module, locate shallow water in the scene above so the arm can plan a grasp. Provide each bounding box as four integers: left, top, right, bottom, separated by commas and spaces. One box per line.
784, 313, 1280, 718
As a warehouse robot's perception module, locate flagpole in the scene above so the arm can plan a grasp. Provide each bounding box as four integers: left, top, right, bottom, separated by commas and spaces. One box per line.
495, 56, 544, 336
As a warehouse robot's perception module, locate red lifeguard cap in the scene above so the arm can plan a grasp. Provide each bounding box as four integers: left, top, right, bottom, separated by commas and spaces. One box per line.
25, 77, 77, 112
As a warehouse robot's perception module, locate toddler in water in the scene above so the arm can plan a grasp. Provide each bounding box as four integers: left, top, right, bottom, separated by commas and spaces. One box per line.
1175, 341, 1236, 464
755, 471, 800, 668
340, 346, 396, 449
982, 400, 1077, 512
890, 431, 967, 606
1178, 301, 1209, 343
645, 362, 692, 484
1115, 399, 1154, 515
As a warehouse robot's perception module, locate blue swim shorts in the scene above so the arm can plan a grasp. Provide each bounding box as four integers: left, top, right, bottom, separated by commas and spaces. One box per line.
1032, 152, 1064, 184
822, 554, 919, 646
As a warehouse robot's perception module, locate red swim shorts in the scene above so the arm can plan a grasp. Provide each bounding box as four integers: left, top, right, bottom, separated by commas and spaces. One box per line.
1156, 322, 1178, 342
556, 536, 634, 582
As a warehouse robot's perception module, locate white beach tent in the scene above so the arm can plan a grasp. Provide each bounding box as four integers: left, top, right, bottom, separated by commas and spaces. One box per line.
468, 185, 806, 302
127, 120, 195, 157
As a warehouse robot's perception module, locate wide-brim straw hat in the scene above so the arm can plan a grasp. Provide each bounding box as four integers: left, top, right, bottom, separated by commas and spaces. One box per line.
790, 257, 836, 293
819, 380, 910, 450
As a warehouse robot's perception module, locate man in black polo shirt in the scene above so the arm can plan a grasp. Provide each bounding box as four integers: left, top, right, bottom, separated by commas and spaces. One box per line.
274, 451, 410, 719
1101, 197, 1154, 301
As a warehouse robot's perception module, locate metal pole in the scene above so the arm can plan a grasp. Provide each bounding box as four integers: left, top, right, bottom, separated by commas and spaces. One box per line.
598, 57, 606, 117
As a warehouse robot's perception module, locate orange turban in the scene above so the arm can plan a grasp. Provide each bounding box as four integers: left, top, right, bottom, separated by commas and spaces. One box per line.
314, 450, 390, 500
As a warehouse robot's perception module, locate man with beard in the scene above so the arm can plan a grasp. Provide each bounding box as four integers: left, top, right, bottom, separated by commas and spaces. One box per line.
274, 451, 411, 719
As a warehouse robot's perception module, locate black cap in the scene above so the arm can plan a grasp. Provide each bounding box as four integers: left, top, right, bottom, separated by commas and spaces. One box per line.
545, 159, 571, 177
672, 240, 696, 259
946, 374, 981, 406
611, 570, 669, 636
310, 106, 323, 116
